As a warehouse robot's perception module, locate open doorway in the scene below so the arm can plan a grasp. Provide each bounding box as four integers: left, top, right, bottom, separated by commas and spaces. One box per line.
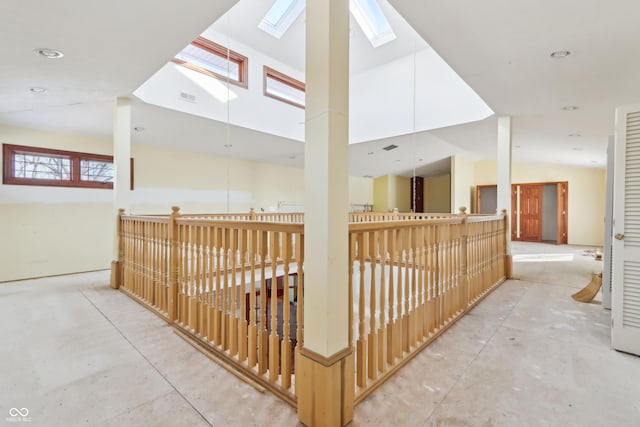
477, 182, 568, 244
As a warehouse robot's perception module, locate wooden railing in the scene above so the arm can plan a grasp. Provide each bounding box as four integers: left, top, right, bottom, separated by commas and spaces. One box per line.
115, 207, 507, 409
347, 211, 506, 402
120, 214, 172, 320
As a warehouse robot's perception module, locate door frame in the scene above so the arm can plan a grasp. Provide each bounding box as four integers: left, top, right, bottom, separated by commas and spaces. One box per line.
476, 181, 568, 244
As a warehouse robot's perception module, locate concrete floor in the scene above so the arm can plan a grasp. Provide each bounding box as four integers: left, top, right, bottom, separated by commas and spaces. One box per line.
1, 242, 638, 426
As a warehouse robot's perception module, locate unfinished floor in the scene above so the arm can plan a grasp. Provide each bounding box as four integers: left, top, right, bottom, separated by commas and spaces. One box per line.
1, 242, 638, 426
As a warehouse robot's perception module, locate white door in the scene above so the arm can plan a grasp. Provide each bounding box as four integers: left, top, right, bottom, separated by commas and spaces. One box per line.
612, 104, 640, 356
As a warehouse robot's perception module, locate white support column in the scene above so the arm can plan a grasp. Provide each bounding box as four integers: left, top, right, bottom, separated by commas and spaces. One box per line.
110, 97, 132, 289
298, 0, 353, 425
497, 116, 513, 277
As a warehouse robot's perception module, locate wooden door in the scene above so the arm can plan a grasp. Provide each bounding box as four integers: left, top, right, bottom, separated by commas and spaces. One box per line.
511, 185, 518, 240
410, 177, 424, 212
612, 104, 640, 356
519, 184, 542, 241
556, 182, 568, 244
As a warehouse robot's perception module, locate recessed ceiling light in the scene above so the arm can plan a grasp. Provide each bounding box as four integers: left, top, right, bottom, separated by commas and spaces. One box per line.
550, 50, 571, 58
34, 48, 64, 59
133, 126, 144, 132
561, 105, 579, 111
572, 147, 583, 151
569, 133, 581, 137
29, 87, 46, 93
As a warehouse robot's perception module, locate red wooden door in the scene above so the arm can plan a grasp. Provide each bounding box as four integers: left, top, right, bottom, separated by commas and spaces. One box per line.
520, 184, 542, 241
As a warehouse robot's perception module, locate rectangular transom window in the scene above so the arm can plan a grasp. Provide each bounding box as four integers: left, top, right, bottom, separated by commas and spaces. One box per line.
173, 37, 248, 88
2, 144, 132, 189
263, 66, 305, 109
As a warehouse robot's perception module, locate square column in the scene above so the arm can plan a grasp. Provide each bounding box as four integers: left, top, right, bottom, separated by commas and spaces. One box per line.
298, 0, 353, 425
497, 115, 513, 277
110, 97, 132, 289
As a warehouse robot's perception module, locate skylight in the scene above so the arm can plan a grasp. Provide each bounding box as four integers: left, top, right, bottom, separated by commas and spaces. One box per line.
259, 0, 305, 39
172, 37, 248, 88
350, 0, 396, 48
259, 0, 396, 48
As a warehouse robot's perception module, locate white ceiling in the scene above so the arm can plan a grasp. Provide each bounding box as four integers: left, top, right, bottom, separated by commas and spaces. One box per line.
2, 0, 639, 179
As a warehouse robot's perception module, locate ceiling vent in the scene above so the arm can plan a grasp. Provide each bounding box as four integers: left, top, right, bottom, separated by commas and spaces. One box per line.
180, 92, 196, 103
382, 144, 398, 151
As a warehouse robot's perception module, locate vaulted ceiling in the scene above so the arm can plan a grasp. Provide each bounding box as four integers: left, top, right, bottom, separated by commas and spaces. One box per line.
2, 0, 639, 178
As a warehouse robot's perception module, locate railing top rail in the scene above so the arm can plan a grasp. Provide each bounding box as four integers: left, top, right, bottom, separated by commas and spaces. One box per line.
466, 213, 505, 223
121, 215, 171, 224
348, 217, 463, 232
175, 217, 304, 232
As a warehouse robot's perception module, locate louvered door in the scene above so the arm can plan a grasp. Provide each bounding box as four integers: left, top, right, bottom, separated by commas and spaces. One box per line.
612, 105, 640, 356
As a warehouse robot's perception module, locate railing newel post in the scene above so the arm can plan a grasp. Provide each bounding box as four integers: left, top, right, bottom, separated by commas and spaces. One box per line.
110, 208, 126, 289
249, 207, 256, 221
168, 206, 181, 323
502, 208, 512, 278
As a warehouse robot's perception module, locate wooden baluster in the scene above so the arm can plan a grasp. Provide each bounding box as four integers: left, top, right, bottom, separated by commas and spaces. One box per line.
195, 225, 203, 335
238, 228, 248, 363
248, 229, 258, 368
206, 226, 214, 342
386, 229, 395, 365
356, 232, 366, 387
420, 225, 428, 341
258, 230, 269, 375
294, 231, 304, 395
214, 226, 223, 346
281, 232, 292, 390
413, 226, 422, 345
395, 228, 403, 359
181, 224, 189, 325
269, 230, 280, 382
230, 229, 239, 357
187, 224, 195, 331
378, 229, 387, 373
221, 228, 229, 351
402, 227, 410, 354
368, 230, 378, 380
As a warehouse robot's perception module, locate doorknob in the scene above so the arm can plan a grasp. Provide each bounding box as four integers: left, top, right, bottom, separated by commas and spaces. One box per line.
615, 233, 625, 240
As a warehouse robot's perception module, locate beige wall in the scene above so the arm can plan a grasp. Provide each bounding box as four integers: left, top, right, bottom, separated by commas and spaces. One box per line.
373, 175, 389, 212
0, 125, 373, 281
0, 124, 114, 282
474, 160, 606, 246
425, 174, 451, 213
451, 156, 475, 213
373, 174, 411, 212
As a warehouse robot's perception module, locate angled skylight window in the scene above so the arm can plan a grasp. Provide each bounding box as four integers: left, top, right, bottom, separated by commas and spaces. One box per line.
259, 0, 395, 48
259, 0, 305, 39
172, 37, 248, 88
350, 0, 396, 48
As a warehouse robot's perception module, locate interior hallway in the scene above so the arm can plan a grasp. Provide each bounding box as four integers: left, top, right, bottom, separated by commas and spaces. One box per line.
1, 242, 638, 426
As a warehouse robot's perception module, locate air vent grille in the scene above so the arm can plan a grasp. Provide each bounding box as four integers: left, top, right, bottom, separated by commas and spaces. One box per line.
382, 144, 398, 151
180, 92, 196, 103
